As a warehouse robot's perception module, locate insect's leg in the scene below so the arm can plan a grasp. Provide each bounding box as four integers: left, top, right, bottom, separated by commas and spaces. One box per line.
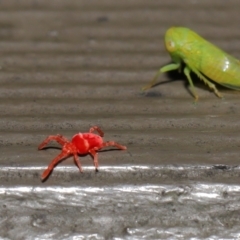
88, 149, 99, 171
142, 63, 180, 90
183, 66, 199, 101
38, 135, 69, 150
73, 153, 83, 172
193, 69, 223, 99
89, 126, 104, 137
41, 151, 70, 180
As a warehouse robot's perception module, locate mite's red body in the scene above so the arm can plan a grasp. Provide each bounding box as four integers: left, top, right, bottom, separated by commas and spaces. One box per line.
38, 126, 127, 181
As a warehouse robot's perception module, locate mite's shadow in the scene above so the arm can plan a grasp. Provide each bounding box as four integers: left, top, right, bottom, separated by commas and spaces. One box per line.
40, 146, 122, 182
40, 146, 122, 153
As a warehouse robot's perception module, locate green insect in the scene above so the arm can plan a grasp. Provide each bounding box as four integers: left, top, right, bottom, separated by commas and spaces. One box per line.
142, 26, 240, 100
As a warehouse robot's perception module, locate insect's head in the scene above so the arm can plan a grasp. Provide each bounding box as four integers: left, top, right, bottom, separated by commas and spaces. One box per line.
164, 27, 185, 62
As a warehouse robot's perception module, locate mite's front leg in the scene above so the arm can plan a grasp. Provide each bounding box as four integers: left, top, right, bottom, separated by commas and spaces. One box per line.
41, 151, 70, 180
38, 135, 69, 150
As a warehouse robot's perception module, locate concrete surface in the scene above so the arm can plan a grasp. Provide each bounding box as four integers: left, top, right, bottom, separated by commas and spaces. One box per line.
1, 0, 240, 239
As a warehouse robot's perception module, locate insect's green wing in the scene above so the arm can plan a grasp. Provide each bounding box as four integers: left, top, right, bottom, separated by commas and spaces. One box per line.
179, 28, 240, 90
204, 53, 240, 90
143, 26, 240, 98
194, 45, 240, 89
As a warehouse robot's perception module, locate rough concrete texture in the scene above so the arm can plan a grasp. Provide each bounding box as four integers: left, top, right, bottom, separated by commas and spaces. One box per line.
1, 0, 240, 239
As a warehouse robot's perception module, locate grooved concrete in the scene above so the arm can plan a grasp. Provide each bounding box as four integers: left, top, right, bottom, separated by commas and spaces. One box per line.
1, 1, 240, 239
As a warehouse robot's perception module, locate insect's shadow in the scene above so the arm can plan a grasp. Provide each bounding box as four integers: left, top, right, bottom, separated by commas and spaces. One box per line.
181, 71, 234, 97
40, 146, 121, 182
160, 70, 206, 95
180, 71, 229, 95
143, 64, 231, 98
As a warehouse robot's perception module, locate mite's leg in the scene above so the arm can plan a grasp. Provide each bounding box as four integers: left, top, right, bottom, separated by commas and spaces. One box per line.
102, 141, 127, 150
184, 66, 199, 101
89, 149, 99, 171
38, 135, 69, 150
89, 142, 127, 171
73, 153, 83, 172
142, 63, 181, 90
41, 151, 70, 180
89, 126, 104, 137
193, 69, 223, 99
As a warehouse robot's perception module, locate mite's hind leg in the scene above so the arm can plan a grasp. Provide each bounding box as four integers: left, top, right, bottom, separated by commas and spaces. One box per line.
183, 66, 199, 100
193, 70, 223, 99
88, 149, 99, 171
73, 153, 83, 173
89, 126, 104, 137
